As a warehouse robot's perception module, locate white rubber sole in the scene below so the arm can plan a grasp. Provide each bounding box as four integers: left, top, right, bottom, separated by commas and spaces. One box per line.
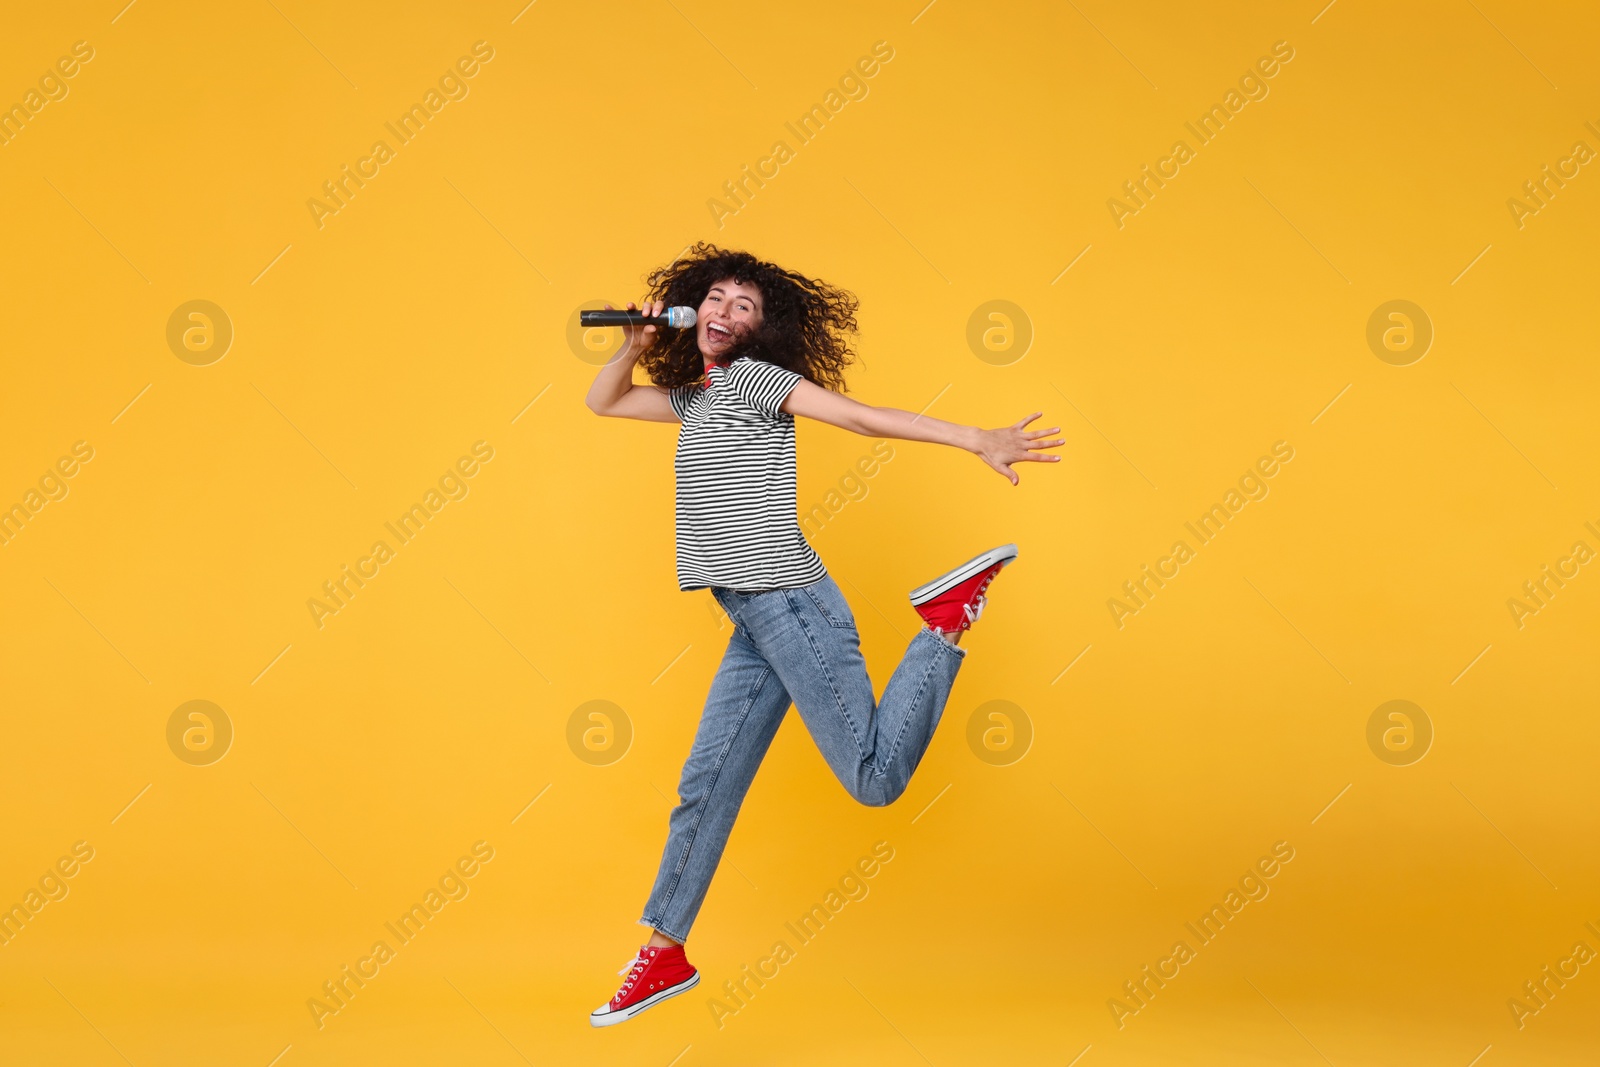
589, 970, 700, 1027
908, 543, 1019, 605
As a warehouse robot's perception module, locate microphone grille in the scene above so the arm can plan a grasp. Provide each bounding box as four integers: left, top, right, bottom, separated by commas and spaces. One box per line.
666, 306, 697, 328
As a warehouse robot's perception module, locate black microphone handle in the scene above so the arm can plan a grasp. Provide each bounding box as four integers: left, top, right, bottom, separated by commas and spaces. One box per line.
580, 310, 675, 327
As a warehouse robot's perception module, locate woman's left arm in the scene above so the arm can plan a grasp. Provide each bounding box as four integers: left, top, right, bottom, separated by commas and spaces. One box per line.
780, 379, 1064, 486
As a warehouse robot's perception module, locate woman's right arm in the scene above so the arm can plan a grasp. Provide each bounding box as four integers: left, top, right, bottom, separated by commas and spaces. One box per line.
584, 299, 679, 423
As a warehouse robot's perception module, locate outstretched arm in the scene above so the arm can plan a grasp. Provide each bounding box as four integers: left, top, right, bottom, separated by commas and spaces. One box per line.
585, 299, 679, 423
780, 379, 1064, 486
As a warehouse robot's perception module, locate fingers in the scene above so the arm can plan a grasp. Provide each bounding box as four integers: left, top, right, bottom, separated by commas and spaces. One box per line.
980, 422, 1063, 481
984, 454, 1020, 485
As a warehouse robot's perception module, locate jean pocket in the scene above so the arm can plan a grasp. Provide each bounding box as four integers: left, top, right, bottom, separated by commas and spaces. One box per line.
801, 580, 857, 630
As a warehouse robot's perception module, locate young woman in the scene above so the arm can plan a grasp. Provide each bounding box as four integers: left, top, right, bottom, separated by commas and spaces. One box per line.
583, 243, 1062, 1026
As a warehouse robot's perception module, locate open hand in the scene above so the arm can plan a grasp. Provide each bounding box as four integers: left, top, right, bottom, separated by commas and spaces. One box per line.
974, 412, 1064, 485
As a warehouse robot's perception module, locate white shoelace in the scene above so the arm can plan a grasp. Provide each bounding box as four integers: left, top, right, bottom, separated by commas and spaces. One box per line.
616, 953, 647, 994
963, 593, 988, 624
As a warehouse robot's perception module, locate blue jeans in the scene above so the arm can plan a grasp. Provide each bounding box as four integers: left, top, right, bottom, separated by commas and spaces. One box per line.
639, 574, 966, 942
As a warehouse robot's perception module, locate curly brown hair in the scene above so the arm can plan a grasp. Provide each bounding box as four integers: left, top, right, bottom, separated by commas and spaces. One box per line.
635, 242, 860, 393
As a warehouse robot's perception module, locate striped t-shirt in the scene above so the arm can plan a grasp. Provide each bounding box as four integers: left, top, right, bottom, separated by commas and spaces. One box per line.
667, 357, 828, 592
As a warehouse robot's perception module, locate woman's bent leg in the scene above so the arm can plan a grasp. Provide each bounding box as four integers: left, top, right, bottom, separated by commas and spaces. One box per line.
734, 576, 965, 807
639, 624, 791, 942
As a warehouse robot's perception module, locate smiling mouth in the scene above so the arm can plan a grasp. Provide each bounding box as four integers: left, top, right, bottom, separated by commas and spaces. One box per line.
705, 323, 733, 345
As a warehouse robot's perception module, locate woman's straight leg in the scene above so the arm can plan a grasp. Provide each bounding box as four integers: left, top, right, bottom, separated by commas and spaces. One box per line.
639, 611, 792, 943
731, 576, 965, 807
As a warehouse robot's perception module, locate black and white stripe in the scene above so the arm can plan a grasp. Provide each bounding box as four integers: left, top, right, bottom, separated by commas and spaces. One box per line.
668, 357, 827, 592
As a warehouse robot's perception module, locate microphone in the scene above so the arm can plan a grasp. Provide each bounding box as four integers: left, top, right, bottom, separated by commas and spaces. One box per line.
580, 307, 698, 328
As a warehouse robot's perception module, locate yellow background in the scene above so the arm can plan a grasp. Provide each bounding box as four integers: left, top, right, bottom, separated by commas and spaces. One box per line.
2, 0, 1597, 1064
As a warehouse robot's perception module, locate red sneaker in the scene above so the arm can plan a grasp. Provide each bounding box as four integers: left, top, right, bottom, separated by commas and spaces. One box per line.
909, 544, 1018, 635
589, 944, 700, 1027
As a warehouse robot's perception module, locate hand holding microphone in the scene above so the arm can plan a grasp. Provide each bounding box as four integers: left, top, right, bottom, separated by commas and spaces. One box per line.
585, 300, 698, 357
581, 304, 698, 328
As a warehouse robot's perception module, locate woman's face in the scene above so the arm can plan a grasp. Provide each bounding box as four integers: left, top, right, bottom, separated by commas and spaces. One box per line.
696, 277, 764, 360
